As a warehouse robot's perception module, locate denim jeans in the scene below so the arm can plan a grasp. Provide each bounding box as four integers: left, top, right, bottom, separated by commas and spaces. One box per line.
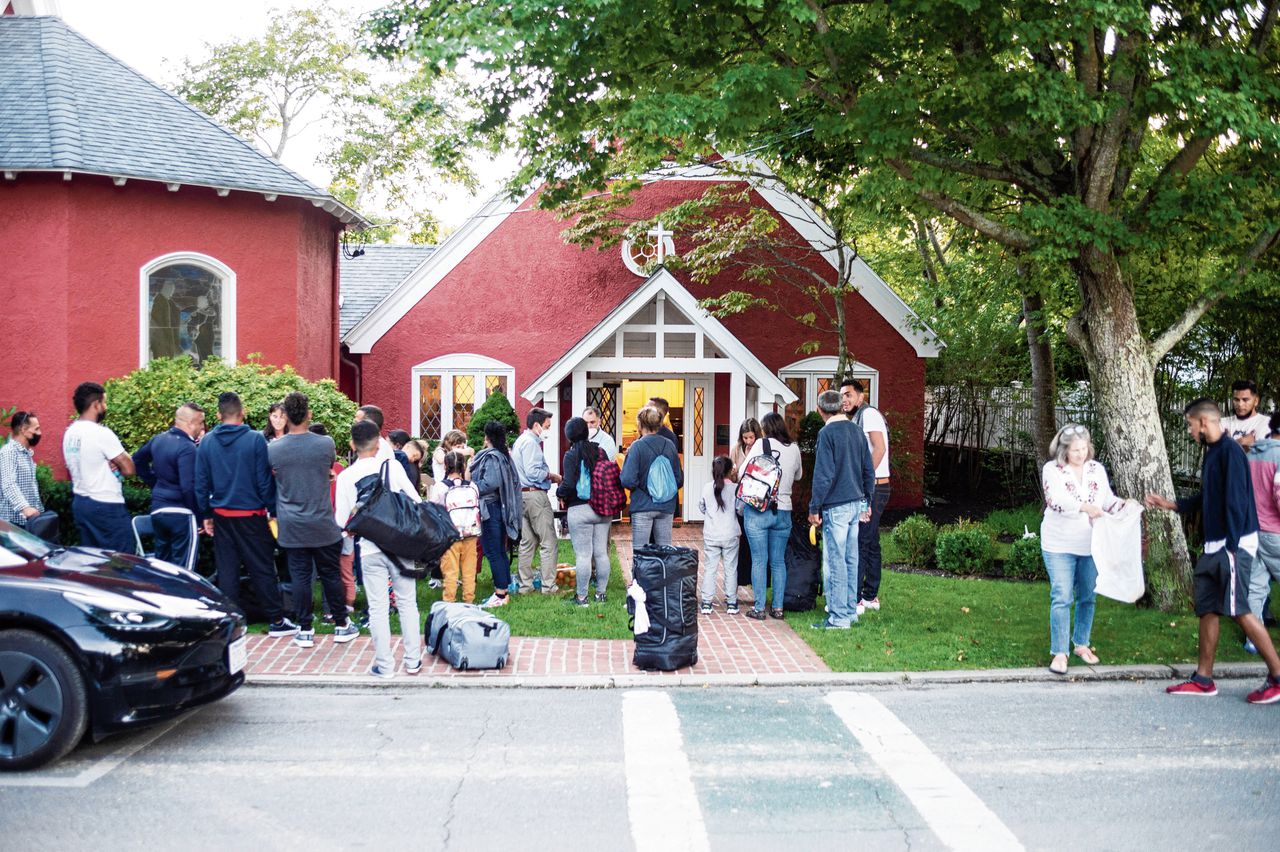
361, 550, 422, 672
821, 502, 860, 627
744, 508, 790, 611
479, 506, 512, 591
631, 510, 673, 549
701, 538, 740, 604
1248, 532, 1280, 620
568, 503, 612, 598
858, 482, 891, 601
1043, 550, 1097, 654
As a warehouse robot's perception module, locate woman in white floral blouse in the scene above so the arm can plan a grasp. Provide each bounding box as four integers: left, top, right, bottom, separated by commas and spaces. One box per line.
1041, 424, 1122, 674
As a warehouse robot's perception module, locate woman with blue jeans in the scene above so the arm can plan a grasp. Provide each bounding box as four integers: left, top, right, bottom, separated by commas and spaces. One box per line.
472, 421, 522, 609
1040, 424, 1121, 674
739, 413, 803, 619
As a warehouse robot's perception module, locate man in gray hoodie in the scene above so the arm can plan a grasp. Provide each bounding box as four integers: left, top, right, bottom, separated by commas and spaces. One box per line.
807, 390, 873, 629
196, 391, 294, 637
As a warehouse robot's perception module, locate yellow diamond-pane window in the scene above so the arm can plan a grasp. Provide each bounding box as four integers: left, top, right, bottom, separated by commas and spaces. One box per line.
453, 374, 476, 433
816, 377, 833, 395
419, 374, 442, 440
784, 377, 806, 440
485, 374, 507, 398
693, 387, 705, 455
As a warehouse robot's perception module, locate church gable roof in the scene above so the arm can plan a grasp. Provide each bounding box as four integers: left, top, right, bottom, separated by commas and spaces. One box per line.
0, 16, 364, 225
339, 244, 437, 337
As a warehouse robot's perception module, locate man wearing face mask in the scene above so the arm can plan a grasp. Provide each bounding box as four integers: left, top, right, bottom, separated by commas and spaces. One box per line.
511, 407, 563, 594
1, 410, 56, 539
62, 381, 136, 552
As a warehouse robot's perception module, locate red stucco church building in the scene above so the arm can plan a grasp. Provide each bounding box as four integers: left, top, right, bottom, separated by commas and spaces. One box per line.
0, 12, 364, 464
339, 163, 941, 514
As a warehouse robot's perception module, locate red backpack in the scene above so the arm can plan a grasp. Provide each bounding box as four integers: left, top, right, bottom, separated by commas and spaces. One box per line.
589, 452, 627, 516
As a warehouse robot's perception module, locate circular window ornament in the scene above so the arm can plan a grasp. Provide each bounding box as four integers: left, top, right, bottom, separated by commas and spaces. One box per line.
621, 223, 676, 277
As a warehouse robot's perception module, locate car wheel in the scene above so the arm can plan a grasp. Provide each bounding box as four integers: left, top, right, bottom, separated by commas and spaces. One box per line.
0, 629, 89, 771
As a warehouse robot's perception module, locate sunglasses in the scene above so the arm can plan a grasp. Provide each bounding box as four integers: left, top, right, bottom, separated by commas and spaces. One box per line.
1059, 424, 1088, 437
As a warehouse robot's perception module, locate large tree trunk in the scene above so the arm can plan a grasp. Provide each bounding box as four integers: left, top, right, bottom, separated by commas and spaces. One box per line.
1021, 286, 1057, 462
1073, 248, 1191, 609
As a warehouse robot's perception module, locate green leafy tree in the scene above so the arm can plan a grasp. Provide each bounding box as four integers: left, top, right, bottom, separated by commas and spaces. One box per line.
104, 356, 357, 453
370, 0, 1280, 609
175, 2, 474, 243
465, 390, 520, 452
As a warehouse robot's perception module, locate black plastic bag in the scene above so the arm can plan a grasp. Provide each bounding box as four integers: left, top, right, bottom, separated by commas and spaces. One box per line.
344, 461, 459, 562
783, 515, 821, 611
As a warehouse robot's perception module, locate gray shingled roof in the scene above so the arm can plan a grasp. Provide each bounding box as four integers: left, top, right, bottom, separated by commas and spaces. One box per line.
340, 245, 437, 338
0, 15, 365, 225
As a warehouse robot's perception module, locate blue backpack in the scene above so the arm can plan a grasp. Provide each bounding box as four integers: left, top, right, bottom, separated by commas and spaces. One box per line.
646, 452, 678, 504
576, 460, 592, 500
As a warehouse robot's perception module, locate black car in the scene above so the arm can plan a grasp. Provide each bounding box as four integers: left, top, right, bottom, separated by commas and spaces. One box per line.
0, 520, 246, 771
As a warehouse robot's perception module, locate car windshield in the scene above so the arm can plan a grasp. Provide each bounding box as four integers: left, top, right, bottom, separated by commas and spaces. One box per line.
0, 523, 55, 560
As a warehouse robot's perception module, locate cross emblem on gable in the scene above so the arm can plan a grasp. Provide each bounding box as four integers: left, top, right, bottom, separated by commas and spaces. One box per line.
621, 221, 677, 277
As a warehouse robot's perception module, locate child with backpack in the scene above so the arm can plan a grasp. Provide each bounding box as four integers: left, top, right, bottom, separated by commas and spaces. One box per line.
620, 406, 684, 548
557, 417, 625, 606
428, 451, 481, 603
699, 456, 740, 615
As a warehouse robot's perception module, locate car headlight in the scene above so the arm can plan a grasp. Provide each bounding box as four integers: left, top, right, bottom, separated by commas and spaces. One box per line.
63, 590, 176, 631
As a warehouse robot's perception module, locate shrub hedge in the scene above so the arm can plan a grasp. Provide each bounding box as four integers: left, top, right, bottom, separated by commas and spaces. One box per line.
890, 514, 938, 569
1003, 535, 1048, 580
934, 520, 996, 576
466, 389, 520, 452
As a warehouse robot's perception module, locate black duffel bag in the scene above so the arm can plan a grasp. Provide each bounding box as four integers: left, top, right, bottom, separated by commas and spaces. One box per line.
783, 514, 821, 611
344, 461, 459, 570
629, 544, 699, 671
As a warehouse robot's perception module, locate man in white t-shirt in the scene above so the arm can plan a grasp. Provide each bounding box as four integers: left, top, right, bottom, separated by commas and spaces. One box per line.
62, 381, 136, 552
354, 404, 395, 462
841, 377, 891, 613
1224, 380, 1272, 450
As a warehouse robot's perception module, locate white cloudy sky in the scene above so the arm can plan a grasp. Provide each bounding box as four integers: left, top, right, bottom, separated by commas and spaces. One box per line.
54, 0, 511, 234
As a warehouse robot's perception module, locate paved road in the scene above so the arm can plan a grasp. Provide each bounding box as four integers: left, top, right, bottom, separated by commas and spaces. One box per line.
1, 681, 1276, 851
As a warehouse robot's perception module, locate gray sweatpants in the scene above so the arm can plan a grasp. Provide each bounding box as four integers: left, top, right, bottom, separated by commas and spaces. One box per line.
568, 503, 611, 598
1248, 531, 1280, 620
701, 538, 740, 604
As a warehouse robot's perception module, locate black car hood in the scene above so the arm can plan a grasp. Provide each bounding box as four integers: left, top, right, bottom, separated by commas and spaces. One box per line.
0, 522, 231, 615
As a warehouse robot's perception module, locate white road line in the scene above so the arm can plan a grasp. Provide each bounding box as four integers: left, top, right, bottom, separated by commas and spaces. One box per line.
0, 711, 197, 789
827, 691, 1023, 852
621, 691, 710, 852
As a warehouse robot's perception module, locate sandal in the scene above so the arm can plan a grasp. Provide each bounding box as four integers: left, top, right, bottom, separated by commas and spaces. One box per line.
769, 608, 785, 620
1073, 645, 1100, 665
1048, 654, 1069, 675
746, 609, 767, 621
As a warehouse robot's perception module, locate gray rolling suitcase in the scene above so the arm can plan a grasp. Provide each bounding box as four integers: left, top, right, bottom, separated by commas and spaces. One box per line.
424, 601, 511, 670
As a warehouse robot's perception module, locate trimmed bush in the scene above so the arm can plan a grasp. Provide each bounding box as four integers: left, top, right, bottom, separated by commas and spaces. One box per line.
935, 520, 996, 576
103, 356, 356, 453
1003, 534, 1047, 580
890, 514, 938, 569
466, 389, 520, 452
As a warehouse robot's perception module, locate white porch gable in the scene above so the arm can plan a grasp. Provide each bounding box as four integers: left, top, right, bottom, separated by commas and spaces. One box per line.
521, 267, 797, 407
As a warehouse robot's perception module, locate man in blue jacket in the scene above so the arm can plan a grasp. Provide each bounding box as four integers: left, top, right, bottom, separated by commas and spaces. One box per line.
807, 390, 874, 629
196, 391, 295, 636
132, 402, 205, 570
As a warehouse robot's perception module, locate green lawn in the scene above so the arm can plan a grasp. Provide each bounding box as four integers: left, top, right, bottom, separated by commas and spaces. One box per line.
260, 534, 1276, 675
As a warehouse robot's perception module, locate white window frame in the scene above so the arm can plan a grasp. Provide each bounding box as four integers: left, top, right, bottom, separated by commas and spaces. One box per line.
779, 356, 879, 411
139, 252, 237, 368
410, 353, 516, 440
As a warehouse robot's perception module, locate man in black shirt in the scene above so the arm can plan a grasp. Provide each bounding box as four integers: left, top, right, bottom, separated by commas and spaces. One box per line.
1147, 399, 1280, 703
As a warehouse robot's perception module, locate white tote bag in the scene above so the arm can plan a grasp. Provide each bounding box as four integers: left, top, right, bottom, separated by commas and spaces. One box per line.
1091, 499, 1146, 603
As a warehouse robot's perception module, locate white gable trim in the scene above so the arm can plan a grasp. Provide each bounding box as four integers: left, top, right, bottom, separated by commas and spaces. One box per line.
340, 157, 942, 357
342, 190, 529, 353
522, 268, 797, 404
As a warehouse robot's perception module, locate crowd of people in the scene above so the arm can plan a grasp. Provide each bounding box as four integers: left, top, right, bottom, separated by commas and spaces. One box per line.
1, 375, 1276, 700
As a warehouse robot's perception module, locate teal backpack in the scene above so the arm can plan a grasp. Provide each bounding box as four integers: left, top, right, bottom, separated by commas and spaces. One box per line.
646, 453, 678, 503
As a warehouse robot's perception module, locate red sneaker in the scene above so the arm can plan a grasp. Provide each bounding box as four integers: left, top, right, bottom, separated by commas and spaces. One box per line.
1166, 678, 1217, 696
1246, 678, 1280, 705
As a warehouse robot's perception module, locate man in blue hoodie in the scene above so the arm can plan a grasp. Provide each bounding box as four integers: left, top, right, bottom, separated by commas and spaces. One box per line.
132, 402, 205, 571
196, 391, 295, 636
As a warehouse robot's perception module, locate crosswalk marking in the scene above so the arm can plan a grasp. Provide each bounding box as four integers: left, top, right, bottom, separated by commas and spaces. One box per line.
827, 691, 1023, 851
622, 691, 710, 852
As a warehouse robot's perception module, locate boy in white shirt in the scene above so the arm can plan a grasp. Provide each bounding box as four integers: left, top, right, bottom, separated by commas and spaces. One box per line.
1224, 380, 1272, 449
63, 382, 136, 552
335, 420, 423, 678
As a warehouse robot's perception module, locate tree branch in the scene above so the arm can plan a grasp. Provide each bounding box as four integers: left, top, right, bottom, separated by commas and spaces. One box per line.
904, 147, 1054, 202
888, 160, 1037, 250
1148, 224, 1280, 362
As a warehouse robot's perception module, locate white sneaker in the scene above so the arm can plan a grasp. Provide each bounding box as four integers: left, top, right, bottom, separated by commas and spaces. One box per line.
856, 602, 866, 616
428, 579, 443, 589
861, 598, 881, 611
480, 593, 509, 608
332, 622, 360, 644
404, 659, 422, 676
293, 629, 315, 649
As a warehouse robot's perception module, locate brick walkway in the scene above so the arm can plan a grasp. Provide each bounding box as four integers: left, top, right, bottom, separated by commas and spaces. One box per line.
244, 523, 830, 681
